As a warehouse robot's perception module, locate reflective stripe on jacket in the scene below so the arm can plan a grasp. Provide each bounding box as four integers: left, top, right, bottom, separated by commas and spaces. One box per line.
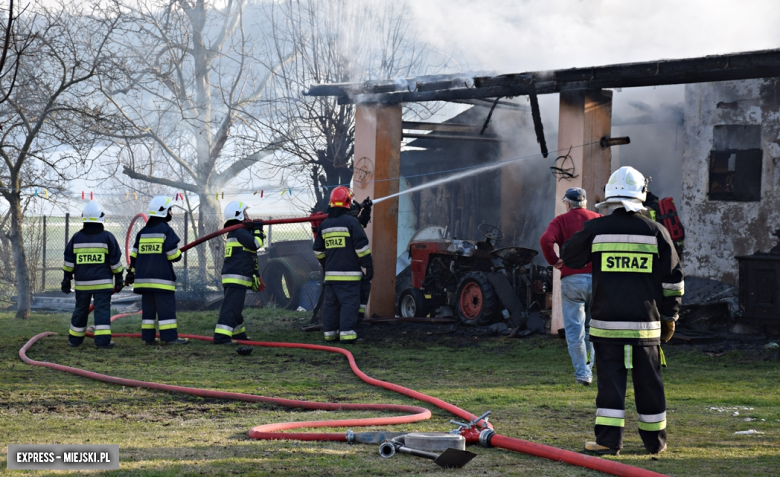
561, 208, 684, 346
130, 221, 181, 294
312, 211, 372, 282
221, 227, 263, 289
63, 229, 123, 291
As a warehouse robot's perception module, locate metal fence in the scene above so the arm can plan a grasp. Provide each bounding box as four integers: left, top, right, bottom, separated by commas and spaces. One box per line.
24, 214, 321, 310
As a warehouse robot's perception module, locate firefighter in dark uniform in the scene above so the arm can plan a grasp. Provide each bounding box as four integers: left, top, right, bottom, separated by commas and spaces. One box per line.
125, 195, 189, 345
312, 186, 373, 343
213, 201, 266, 344
562, 166, 684, 456
62, 201, 124, 349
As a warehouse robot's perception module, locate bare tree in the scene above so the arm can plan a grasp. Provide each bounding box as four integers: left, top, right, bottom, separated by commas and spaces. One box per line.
0, 0, 122, 318
0, 0, 33, 111
257, 0, 448, 211
99, 0, 295, 283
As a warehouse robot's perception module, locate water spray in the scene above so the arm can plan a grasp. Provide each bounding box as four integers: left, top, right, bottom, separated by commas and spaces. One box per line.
372, 154, 531, 205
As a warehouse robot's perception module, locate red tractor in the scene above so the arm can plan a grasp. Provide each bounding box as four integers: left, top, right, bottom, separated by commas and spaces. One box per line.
398, 224, 553, 327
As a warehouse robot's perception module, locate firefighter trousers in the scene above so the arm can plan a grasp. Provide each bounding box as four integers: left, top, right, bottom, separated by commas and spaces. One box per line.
214, 286, 248, 343
141, 292, 179, 343
323, 282, 359, 340
594, 343, 667, 453
357, 278, 371, 324
69, 291, 112, 347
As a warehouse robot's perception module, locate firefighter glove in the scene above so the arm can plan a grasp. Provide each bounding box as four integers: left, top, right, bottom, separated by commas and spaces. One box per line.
363, 265, 374, 281
114, 273, 124, 294
124, 272, 135, 286
252, 220, 265, 232
61, 279, 72, 294
661, 320, 675, 343
252, 276, 266, 293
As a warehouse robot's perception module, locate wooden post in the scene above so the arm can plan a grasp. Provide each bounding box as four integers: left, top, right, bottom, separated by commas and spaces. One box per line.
352, 103, 402, 318
551, 89, 613, 334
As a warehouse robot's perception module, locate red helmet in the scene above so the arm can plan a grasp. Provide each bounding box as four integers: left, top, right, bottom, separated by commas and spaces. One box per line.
329, 186, 353, 209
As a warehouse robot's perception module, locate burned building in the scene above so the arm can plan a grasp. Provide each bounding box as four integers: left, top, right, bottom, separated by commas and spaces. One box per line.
681, 78, 780, 285
397, 105, 554, 263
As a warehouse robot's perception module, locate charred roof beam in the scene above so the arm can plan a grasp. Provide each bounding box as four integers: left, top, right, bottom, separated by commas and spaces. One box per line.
305, 48, 780, 104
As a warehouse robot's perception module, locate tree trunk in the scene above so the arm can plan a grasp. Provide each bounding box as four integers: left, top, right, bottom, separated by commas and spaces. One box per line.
8, 195, 31, 319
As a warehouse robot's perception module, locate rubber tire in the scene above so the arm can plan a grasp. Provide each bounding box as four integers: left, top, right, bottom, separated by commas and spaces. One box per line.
261, 256, 312, 310
397, 288, 429, 318
456, 271, 499, 326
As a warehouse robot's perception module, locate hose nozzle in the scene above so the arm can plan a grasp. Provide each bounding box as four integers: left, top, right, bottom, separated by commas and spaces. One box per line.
379, 441, 397, 458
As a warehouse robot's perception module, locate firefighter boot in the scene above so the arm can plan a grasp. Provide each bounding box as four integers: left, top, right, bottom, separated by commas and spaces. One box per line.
584, 441, 620, 456
162, 338, 190, 345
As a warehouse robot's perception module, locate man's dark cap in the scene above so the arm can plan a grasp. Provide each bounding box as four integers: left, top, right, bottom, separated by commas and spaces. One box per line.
565, 187, 586, 201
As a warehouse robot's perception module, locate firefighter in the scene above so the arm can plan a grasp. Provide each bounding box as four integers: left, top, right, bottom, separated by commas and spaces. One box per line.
125, 196, 189, 345
312, 186, 373, 343
350, 196, 373, 322
562, 166, 683, 456
62, 201, 124, 349
213, 201, 266, 344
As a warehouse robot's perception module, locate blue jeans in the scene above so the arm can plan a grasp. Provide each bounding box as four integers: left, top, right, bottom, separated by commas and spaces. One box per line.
561, 274, 594, 382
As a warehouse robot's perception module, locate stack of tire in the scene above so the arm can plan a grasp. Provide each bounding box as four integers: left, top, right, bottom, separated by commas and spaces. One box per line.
260, 240, 321, 310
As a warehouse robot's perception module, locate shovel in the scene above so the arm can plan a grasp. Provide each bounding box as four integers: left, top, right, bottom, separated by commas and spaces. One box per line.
379, 440, 476, 468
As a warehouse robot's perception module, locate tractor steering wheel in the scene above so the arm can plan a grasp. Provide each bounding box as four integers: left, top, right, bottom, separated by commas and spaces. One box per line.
478, 223, 504, 241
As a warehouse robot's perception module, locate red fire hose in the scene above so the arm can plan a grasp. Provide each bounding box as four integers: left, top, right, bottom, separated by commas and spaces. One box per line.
20, 329, 665, 477
56, 211, 665, 476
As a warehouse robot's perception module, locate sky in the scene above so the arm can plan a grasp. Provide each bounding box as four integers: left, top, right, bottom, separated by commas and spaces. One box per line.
22, 0, 780, 217
409, 0, 780, 73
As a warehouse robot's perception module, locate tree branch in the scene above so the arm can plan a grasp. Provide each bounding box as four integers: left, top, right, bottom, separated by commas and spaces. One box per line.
211, 145, 276, 189
122, 166, 199, 192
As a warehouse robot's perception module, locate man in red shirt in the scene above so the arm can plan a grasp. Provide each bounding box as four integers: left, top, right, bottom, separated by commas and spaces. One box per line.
540, 188, 601, 385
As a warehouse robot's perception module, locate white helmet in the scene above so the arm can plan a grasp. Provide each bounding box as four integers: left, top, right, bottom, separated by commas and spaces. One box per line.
148, 195, 174, 217
604, 166, 649, 202
82, 200, 105, 223
596, 166, 649, 212
224, 200, 249, 222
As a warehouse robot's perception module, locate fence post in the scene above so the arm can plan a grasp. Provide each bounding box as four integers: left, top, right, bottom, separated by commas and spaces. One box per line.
267, 216, 272, 245
41, 215, 47, 292
64, 213, 70, 247
183, 211, 189, 292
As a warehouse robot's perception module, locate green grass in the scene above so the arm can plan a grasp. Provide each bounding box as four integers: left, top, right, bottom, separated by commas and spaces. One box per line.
1, 310, 779, 476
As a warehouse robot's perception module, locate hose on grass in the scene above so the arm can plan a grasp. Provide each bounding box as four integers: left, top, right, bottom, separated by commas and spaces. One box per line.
48, 210, 665, 477
20, 331, 666, 477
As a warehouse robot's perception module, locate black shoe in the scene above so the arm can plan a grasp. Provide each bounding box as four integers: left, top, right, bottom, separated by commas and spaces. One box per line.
68, 341, 81, 348
213, 339, 237, 345
575, 379, 592, 386
162, 338, 190, 345
144, 339, 159, 346
648, 443, 667, 455
96, 342, 116, 349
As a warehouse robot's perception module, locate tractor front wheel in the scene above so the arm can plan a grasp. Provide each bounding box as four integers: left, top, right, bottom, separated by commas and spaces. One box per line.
398, 288, 429, 318
456, 272, 499, 326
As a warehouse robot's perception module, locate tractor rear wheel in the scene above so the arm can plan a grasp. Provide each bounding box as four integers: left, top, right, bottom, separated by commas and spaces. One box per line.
398, 288, 429, 318
456, 272, 499, 326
